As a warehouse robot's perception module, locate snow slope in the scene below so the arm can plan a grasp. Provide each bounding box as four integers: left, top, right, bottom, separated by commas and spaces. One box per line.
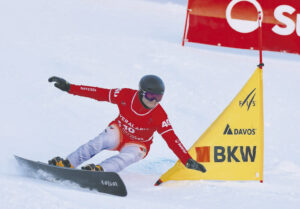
0, 0, 299, 208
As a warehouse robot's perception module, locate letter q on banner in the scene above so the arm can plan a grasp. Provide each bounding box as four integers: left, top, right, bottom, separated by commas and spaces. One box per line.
226, 0, 263, 33
184, 0, 300, 54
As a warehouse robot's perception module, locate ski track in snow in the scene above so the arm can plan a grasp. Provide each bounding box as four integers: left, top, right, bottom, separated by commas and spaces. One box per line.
0, 0, 300, 208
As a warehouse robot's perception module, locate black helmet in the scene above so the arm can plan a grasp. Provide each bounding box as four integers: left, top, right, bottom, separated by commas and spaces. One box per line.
139, 75, 165, 95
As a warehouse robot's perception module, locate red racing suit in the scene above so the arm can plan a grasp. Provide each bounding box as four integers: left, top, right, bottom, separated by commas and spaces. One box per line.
69, 84, 191, 165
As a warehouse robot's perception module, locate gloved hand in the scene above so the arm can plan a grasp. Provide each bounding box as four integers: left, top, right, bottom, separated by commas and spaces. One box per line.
185, 158, 207, 173
48, 76, 70, 92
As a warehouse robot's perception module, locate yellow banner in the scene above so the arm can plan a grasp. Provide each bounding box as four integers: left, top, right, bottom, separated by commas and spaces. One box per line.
159, 68, 264, 183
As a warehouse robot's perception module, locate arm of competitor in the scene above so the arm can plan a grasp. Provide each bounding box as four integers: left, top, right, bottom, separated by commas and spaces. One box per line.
162, 130, 206, 173
48, 76, 113, 102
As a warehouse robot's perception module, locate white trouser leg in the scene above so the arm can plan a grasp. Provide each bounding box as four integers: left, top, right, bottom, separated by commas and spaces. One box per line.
67, 125, 120, 168
99, 144, 146, 172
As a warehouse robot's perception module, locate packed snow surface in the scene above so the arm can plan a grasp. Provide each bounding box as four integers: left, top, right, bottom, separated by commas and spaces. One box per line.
0, 0, 299, 208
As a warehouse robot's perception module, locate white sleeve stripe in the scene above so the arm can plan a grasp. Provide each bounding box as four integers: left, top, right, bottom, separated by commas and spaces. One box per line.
160, 129, 173, 135
109, 89, 112, 103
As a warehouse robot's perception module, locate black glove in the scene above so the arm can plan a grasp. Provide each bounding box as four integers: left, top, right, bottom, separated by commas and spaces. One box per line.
48, 76, 70, 92
185, 158, 207, 173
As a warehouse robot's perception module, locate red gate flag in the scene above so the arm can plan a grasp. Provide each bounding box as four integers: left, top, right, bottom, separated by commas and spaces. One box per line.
183, 0, 300, 54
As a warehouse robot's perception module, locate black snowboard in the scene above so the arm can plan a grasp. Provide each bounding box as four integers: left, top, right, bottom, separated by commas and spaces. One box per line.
14, 155, 127, 197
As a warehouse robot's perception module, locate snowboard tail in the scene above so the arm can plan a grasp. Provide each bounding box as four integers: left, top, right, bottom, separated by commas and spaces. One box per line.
14, 155, 127, 197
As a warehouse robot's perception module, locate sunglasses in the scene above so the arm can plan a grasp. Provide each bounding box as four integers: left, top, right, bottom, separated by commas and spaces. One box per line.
143, 91, 163, 102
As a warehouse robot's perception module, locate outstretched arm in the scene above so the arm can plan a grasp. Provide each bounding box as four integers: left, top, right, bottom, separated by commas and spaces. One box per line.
161, 130, 206, 173
69, 84, 111, 101
48, 76, 112, 102
157, 113, 206, 173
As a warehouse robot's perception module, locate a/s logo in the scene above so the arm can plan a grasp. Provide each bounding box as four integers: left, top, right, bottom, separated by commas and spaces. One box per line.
239, 88, 256, 111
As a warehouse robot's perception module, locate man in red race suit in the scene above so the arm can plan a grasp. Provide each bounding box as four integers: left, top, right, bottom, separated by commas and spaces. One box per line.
48, 75, 206, 173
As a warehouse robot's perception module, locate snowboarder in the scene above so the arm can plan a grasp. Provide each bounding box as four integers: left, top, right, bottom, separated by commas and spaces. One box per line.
48, 75, 206, 173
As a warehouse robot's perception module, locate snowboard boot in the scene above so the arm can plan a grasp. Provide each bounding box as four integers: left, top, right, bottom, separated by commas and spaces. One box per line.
48, 156, 74, 168
81, 164, 103, 172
